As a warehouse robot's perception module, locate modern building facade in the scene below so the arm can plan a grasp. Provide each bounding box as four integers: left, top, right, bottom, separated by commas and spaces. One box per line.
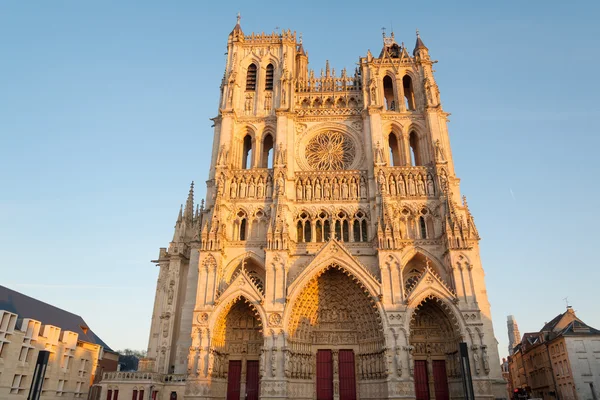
0, 285, 118, 399
99, 19, 506, 400
507, 307, 600, 400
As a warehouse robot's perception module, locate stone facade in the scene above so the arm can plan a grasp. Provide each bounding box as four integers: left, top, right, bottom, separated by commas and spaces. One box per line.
99, 18, 506, 400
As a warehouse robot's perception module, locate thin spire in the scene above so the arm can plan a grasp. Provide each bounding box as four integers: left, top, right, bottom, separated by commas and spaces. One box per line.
413, 28, 428, 55
231, 12, 243, 36
184, 181, 194, 220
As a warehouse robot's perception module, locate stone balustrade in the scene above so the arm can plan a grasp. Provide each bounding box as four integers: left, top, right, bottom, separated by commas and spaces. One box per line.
101, 371, 187, 383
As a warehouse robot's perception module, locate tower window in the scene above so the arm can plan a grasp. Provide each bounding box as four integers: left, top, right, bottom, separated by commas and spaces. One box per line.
409, 131, 420, 166
403, 75, 415, 111
246, 64, 257, 91
265, 64, 274, 91
383, 76, 395, 110
242, 134, 253, 169
388, 133, 401, 166
262, 134, 274, 168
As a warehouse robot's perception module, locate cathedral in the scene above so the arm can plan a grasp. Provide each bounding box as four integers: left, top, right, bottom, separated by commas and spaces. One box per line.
97, 18, 506, 400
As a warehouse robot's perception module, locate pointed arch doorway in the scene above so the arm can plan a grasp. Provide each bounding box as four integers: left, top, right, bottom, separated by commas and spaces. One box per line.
212, 298, 263, 400
409, 297, 464, 400
286, 265, 387, 400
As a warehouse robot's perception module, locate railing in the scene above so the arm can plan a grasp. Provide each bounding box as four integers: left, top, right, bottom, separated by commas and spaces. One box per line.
296, 76, 362, 93
101, 372, 187, 383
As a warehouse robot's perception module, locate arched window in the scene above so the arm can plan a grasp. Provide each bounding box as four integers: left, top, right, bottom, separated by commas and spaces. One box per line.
419, 216, 427, 239
297, 212, 311, 243
403, 75, 415, 111
246, 64, 257, 91
170, 392, 177, 400
342, 220, 349, 242
132, 390, 138, 400
239, 218, 247, 241
353, 220, 360, 242
304, 221, 312, 242
361, 219, 367, 241
335, 221, 342, 241
409, 131, 421, 166
383, 75, 396, 110
265, 64, 274, 91
388, 133, 401, 166
138, 390, 144, 400
297, 221, 303, 243
242, 134, 253, 169
262, 134, 274, 168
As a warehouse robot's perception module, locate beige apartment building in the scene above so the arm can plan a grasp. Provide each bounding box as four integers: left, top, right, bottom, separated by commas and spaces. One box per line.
508, 308, 600, 400
0, 285, 118, 399
97, 18, 507, 400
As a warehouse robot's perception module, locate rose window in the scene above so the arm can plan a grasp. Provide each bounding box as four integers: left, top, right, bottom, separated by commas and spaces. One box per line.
305, 131, 356, 170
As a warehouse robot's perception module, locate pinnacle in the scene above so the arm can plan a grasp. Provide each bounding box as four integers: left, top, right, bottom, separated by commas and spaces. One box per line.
184, 181, 195, 220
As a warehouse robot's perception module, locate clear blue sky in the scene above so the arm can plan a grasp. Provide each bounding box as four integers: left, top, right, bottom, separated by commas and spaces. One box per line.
1, 1, 599, 360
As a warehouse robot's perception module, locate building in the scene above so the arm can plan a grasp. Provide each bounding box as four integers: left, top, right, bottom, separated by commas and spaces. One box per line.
0, 285, 118, 399
98, 18, 507, 400
508, 316, 521, 356
507, 307, 600, 400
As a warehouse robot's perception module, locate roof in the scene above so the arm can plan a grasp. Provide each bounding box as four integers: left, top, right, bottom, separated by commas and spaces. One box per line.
0, 285, 114, 352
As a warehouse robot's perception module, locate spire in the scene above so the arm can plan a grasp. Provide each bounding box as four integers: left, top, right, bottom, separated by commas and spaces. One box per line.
230, 12, 243, 36
297, 33, 307, 56
184, 181, 194, 220
413, 29, 428, 55
177, 204, 183, 223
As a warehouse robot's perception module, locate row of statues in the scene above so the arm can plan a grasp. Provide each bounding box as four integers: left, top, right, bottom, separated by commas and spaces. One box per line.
296, 175, 368, 201
377, 171, 436, 197
357, 351, 388, 380
229, 174, 274, 200
284, 351, 315, 379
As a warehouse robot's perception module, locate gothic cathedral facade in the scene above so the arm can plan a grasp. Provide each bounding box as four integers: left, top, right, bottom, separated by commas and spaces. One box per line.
99, 19, 506, 400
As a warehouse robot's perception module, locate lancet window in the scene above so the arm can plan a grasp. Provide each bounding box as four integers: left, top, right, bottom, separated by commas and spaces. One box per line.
334, 211, 350, 242
388, 132, 402, 166
353, 211, 368, 242
246, 63, 257, 91
314, 211, 331, 242
242, 134, 253, 169
383, 75, 396, 111
249, 209, 268, 240
235, 211, 248, 241
265, 64, 274, 91
403, 75, 416, 111
261, 134, 274, 168
295, 209, 369, 243
409, 131, 421, 166
296, 212, 312, 243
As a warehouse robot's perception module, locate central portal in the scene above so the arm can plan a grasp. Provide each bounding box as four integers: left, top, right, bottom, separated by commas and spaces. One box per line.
287, 265, 386, 399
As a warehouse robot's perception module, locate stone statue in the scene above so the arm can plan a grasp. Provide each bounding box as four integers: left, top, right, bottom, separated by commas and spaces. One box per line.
271, 348, 277, 377
360, 177, 367, 199
482, 346, 490, 373
296, 180, 303, 200
426, 175, 435, 196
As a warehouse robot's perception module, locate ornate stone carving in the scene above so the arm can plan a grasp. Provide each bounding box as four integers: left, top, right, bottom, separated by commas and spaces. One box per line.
305, 131, 356, 171
268, 312, 282, 326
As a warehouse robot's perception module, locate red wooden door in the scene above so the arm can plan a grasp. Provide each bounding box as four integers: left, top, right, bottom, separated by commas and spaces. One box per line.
246, 360, 259, 400
226, 360, 242, 400
432, 360, 449, 400
414, 360, 430, 400
339, 350, 357, 400
317, 350, 333, 400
